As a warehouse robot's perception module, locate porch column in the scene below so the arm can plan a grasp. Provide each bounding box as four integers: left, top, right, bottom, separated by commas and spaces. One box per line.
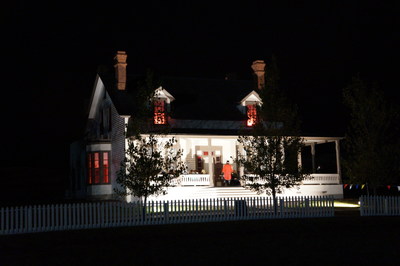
208, 138, 214, 187
176, 136, 182, 187
311, 143, 316, 173
237, 143, 245, 183
297, 149, 302, 169
335, 140, 342, 183
124, 116, 132, 202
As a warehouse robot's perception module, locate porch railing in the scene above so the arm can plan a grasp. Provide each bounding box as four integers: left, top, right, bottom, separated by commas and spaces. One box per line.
303, 174, 340, 185
179, 174, 210, 186
0, 196, 334, 235
243, 173, 340, 185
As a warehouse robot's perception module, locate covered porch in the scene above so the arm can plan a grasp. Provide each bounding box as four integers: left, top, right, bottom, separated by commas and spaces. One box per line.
151, 134, 345, 200
172, 135, 343, 186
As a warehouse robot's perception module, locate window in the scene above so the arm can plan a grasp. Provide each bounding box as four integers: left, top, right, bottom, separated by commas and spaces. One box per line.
100, 106, 112, 137
104, 106, 112, 132
196, 156, 204, 173
247, 104, 257, 126
87, 152, 111, 184
154, 100, 166, 124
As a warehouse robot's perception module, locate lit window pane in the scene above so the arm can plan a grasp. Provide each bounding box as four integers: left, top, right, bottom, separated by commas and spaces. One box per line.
94, 152, 100, 183
103, 152, 109, 183
154, 100, 166, 124
247, 105, 257, 126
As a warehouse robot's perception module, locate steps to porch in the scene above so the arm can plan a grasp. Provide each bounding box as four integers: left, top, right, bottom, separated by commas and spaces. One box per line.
147, 186, 264, 201
146, 183, 344, 201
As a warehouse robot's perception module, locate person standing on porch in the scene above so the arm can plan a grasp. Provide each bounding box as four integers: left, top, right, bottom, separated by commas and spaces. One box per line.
222, 160, 233, 186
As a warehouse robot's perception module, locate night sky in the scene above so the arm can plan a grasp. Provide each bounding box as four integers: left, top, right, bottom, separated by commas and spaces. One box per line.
2, 2, 399, 201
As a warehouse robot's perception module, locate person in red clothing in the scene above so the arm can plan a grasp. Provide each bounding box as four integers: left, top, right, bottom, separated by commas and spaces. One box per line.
221, 160, 234, 186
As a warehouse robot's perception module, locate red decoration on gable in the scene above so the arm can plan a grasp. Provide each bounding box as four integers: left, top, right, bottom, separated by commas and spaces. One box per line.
154, 100, 166, 124
247, 104, 257, 126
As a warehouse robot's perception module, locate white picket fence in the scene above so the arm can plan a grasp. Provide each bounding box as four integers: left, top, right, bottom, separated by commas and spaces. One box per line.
359, 195, 400, 216
0, 196, 334, 235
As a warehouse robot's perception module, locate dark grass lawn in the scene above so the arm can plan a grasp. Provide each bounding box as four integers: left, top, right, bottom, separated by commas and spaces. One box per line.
1, 213, 400, 266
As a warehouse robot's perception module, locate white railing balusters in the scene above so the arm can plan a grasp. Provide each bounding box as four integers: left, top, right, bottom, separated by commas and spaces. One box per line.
180, 174, 210, 186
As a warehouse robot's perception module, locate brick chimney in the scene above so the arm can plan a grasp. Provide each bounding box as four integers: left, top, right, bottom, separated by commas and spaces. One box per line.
251, 60, 266, 90
114, 51, 127, 90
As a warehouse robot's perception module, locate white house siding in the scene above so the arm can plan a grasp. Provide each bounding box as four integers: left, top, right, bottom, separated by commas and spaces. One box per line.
68, 85, 126, 199
110, 103, 126, 199
85, 93, 126, 199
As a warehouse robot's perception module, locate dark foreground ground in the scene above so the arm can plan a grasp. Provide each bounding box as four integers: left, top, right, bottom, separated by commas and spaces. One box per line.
1, 210, 399, 266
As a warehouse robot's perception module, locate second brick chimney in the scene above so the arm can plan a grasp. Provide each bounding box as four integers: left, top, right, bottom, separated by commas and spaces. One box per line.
251, 60, 266, 90
114, 51, 127, 90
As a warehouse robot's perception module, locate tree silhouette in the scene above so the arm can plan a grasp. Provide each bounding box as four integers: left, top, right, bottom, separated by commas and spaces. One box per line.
237, 56, 308, 212
342, 75, 399, 195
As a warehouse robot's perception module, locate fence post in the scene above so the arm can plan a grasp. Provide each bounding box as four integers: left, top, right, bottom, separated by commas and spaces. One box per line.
384, 197, 388, 215
164, 201, 169, 224
279, 198, 284, 217
305, 198, 310, 217
0, 207, 4, 234
27, 206, 32, 233
359, 196, 364, 216
223, 199, 228, 220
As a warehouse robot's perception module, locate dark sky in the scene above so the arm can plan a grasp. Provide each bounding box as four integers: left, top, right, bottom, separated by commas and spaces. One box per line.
2, 1, 399, 197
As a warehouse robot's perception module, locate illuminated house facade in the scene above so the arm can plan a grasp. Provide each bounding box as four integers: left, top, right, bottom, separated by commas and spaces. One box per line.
68, 51, 344, 200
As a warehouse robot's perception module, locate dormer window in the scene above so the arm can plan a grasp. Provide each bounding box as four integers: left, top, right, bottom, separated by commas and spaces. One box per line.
247, 104, 257, 127
154, 100, 166, 125
240, 90, 262, 127
153, 87, 175, 125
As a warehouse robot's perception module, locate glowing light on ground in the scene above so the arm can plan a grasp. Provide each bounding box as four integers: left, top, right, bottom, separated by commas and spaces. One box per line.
334, 201, 360, 208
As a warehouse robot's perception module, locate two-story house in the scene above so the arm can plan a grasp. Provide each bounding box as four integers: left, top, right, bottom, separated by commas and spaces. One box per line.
68, 51, 343, 201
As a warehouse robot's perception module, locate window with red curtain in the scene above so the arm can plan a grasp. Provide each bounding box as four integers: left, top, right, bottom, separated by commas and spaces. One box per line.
94, 153, 100, 183
87, 152, 111, 184
103, 152, 109, 183
247, 104, 257, 126
154, 100, 166, 124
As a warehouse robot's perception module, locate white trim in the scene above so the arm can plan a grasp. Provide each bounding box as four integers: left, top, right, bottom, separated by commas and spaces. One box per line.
303, 136, 344, 145
86, 143, 112, 152
240, 90, 262, 106
87, 184, 112, 195
88, 75, 106, 119
155, 86, 175, 103
150, 134, 342, 143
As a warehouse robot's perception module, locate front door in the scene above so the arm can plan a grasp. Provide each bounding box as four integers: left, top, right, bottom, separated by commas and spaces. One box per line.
213, 155, 223, 187
195, 146, 223, 187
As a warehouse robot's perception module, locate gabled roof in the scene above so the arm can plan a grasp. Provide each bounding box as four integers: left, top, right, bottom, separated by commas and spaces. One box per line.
98, 71, 255, 120
154, 87, 175, 103
160, 76, 254, 120
240, 90, 262, 105
94, 68, 344, 138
